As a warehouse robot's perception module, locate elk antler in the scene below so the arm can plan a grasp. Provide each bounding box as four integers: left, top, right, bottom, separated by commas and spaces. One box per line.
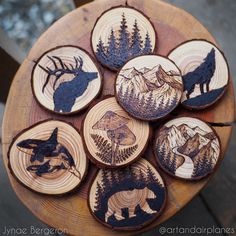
38, 56, 84, 93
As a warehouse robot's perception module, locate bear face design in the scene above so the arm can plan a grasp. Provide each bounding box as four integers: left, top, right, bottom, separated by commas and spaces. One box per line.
105, 186, 157, 222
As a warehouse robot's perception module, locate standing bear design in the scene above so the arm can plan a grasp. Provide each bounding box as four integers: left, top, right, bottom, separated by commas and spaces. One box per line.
105, 187, 157, 222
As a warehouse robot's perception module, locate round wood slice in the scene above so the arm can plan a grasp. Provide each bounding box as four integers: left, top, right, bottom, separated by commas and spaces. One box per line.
83, 97, 150, 168
91, 6, 156, 71
154, 117, 221, 180
88, 158, 166, 231
2, 0, 235, 235
8, 120, 88, 194
115, 55, 183, 121
32, 45, 102, 115
168, 40, 229, 109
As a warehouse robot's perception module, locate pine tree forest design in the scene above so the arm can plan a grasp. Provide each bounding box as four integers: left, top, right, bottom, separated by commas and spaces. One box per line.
96, 13, 153, 70
92, 164, 166, 228
91, 111, 138, 166
117, 65, 182, 120
155, 122, 220, 178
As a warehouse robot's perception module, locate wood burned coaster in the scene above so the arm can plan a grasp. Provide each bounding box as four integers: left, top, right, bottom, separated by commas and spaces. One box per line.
91, 6, 156, 71
32, 46, 102, 115
8, 120, 87, 194
115, 55, 183, 121
168, 40, 229, 109
88, 158, 166, 231
82, 97, 150, 168
154, 117, 221, 180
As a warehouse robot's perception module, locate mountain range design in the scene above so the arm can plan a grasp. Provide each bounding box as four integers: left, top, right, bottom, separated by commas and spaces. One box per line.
156, 123, 220, 179
117, 65, 182, 120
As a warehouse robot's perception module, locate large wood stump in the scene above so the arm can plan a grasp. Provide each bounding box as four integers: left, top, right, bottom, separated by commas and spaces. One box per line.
2, 0, 235, 235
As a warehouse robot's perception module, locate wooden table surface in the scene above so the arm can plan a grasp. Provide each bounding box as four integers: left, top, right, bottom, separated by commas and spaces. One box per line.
2, 0, 235, 235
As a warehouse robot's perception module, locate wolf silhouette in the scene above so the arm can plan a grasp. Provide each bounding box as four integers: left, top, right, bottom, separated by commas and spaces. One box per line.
183, 48, 216, 99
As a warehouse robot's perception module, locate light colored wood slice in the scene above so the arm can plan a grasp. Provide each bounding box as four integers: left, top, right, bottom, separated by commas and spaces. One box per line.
1, 0, 235, 235
83, 97, 150, 168
154, 117, 221, 180
32, 46, 102, 115
115, 55, 183, 121
8, 120, 88, 194
88, 158, 166, 230
91, 6, 156, 71
168, 40, 229, 109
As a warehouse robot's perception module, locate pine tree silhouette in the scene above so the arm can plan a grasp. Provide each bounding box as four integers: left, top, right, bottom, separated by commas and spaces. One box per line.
170, 92, 178, 108
130, 19, 143, 56
118, 13, 130, 63
95, 13, 152, 70
169, 153, 177, 172
159, 144, 166, 160
137, 94, 145, 111
123, 86, 131, 105
158, 97, 164, 112
107, 28, 117, 63
94, 182, 103, 211
101, 169, 111, 191
96, 38, 107, 63
110, 171, 118, 185
147, 166, 157, 182
192, 155, 213, 178
143, 32, 152, 54
118, 84, 124, 99
144, 91, 154, 112
138, 169, 146, 182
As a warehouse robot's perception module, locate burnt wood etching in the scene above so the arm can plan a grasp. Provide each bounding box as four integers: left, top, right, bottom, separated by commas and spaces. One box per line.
168, 40, 229, 109
88, 158, 166, 230
154, 117, 221, 180
91, 6, 156, 71
82, 97, 150, 168
17, 128, 80, 177
32, 46, 102, 114
115, 55, 183, 121
8, 120, 88, 194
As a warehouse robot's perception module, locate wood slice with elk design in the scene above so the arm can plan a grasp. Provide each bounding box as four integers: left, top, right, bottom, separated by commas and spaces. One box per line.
154, 117, 221, 180
115, 55, 183, 121
168, 40, 229, 109
8, 120, 87, 194
82, 97, 150, 168
91, 6, 156, 71
32, 46, 102, 115
88, 158, 166, 231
